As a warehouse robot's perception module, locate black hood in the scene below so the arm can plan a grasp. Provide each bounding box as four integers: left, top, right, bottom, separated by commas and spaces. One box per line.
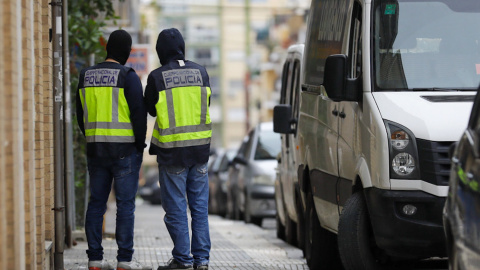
156, 28, 185, 66
106, 29, 132, 65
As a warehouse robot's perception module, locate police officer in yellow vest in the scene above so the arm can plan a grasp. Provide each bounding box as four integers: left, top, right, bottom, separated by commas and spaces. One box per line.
76, 29, 151, 270
144, 28, 211, 270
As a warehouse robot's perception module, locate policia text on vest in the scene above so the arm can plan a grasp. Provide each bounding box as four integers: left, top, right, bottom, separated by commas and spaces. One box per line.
163, 69, 203, 89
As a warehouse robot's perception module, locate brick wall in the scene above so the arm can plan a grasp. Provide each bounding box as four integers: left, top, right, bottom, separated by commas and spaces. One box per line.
23, 0, 36, 269
42, 0, 54, 252
0, 0, 54, 269
4, 1, 25, 269
0, 1, 5, 269
34, 0, 46, 268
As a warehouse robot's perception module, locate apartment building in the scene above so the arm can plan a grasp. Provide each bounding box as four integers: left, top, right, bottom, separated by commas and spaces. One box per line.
221, 0, 309, 147
140, 0, 309, 149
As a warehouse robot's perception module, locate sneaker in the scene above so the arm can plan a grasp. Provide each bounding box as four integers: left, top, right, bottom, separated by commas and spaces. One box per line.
117, 258, 152, 270
88, 259, 115, 270
194, 265, 208, 270
157, 258, 193, 270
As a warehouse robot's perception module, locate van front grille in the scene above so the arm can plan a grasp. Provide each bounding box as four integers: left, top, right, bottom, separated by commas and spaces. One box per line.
416, 139, 453, 186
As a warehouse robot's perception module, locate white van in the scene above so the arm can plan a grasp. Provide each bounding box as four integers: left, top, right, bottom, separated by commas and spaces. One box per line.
274, 44, 305, 248
274, 0, 480, 269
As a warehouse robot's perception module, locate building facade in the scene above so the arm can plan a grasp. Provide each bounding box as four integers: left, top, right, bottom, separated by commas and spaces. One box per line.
144, 0, 309, 150
221, 0, 309, 147
0, 0, 55, 269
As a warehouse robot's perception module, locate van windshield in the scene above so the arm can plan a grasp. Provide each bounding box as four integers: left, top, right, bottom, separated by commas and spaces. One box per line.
373, 0, 480, 91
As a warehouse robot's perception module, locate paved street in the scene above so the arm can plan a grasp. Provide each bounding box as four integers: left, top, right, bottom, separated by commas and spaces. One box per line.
64, 200, 449, 270
64, 200, 308, 269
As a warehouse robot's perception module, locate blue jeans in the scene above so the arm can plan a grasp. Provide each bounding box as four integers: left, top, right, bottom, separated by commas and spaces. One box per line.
158, 162, 211, 266
85, 152, 143, 262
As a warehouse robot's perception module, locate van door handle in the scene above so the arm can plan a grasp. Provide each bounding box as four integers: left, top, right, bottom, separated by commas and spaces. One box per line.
332, 109, 339, 116
339, 112, 346, 118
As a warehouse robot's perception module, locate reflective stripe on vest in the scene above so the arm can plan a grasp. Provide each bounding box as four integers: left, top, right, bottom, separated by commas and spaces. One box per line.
79, 86, 135, 143
151, 86, 212, 148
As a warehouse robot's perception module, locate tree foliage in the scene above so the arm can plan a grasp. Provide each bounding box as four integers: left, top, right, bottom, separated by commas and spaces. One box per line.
69, 0, 122, 228
68, 0, 120, 72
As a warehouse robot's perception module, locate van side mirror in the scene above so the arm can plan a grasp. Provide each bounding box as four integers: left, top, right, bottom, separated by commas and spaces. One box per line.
273, 104, 296, 134
323, 54, 360, 102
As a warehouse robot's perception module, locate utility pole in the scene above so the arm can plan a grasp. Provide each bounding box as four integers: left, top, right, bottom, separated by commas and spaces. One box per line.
51, 0, 65, 269
245, 0, 251, 132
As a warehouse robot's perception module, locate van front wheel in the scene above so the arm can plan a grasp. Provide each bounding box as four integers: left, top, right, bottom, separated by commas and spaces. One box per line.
338, 191, 384, 270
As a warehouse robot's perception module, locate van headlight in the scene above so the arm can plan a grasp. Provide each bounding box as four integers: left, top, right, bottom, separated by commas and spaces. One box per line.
385, 120, 420, 179
392, 153, 415, 175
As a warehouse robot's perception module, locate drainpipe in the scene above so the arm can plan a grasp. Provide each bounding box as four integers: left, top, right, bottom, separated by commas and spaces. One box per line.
51, 1, 65, 269
62, 0, 75, 249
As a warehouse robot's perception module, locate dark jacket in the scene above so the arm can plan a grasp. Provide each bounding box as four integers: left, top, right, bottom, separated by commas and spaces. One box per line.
76, 61, 147, 158
144, 28, 211, 167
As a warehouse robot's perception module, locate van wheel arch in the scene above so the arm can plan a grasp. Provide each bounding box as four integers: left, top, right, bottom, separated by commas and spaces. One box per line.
352, 176, 363, 194
295, 185, 305, 251
304, 189, 342, 269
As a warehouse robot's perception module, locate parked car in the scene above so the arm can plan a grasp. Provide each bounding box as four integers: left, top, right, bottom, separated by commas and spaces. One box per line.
273, 43, 305, 249
226, 136, 249, 220
138, 167, 161, 205
227, 122, 281, 226
444, 89, 480, 270
275, 0, 479, 269
208, 148, 236, 216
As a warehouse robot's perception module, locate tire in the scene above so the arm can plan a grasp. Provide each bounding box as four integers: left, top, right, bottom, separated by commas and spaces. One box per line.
304, 191, 342, 269
234, 194, 243, 220
445, 221, 458, 270
210, 189, 221, 215
338, 191, 384, 270
275, 184, 286, 240
251, 216, 262, 226
284, 206, 297, 246
244, 194, 262, 226
208, 190, 214, 214
295, 188, 305, 252
276, 213, 286, 240
226, 190, 235, 220
218, 192, 227, 217
151, 189, 162, 205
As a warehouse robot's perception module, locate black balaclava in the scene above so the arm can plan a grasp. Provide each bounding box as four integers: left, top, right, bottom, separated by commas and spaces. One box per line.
156, 28, 185, 66
106, 29, 132, 65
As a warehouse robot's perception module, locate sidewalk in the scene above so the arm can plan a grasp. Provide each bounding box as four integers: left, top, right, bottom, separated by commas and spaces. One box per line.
64, 199, 308, 270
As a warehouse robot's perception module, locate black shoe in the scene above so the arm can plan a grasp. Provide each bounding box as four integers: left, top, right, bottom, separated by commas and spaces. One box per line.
194, 265, 208, 270
157, 258, 193, 270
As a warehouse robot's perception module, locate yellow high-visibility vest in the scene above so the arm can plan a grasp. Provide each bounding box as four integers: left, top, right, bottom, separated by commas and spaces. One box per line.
79, 67, 135, 143
151, 85, 212, 148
